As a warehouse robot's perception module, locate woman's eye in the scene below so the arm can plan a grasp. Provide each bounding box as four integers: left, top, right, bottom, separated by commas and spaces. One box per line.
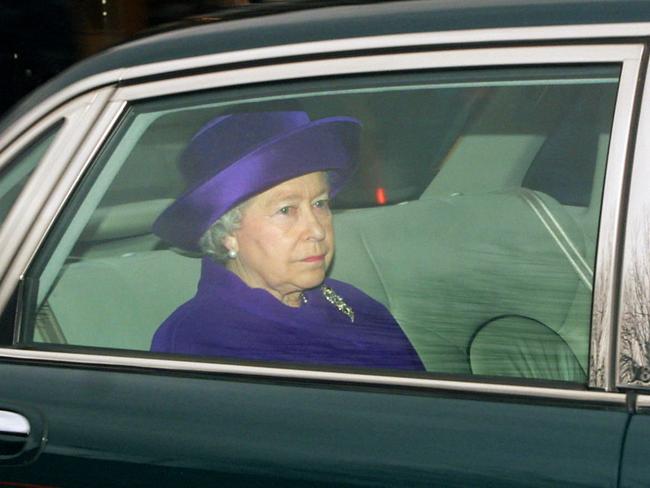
314, 199, 330, 209
278, 206, 292, 215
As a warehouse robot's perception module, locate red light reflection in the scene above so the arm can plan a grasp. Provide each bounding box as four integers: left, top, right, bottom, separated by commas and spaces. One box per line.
375, 187, 387, 205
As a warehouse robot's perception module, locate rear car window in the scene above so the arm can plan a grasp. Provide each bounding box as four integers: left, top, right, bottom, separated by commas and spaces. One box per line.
17, 65, 619, 383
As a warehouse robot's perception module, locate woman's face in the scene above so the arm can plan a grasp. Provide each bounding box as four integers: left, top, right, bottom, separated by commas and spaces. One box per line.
225, 171, 334, 306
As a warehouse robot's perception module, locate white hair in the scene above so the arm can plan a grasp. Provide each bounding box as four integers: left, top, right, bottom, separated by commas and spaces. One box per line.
199, 203, 245, 262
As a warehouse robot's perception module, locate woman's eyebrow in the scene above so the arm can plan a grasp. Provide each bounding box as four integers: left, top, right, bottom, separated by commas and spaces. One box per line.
314, 190, 329, 199
310, 186, 330, 199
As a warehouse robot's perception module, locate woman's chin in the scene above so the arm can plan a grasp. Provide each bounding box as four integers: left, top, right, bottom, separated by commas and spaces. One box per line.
297, 270, 326, 291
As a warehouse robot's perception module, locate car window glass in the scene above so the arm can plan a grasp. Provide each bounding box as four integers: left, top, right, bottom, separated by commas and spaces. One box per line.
0, 122, 62, 227
17, 65, 620, 383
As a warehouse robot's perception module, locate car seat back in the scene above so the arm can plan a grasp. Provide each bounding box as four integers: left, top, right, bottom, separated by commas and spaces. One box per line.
331, 188, 590, 378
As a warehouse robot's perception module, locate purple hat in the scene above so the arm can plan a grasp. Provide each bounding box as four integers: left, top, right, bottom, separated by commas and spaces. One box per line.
153, 111, 361, 252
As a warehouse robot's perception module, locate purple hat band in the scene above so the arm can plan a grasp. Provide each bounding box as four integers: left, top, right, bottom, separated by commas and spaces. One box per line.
153, 113, 361, 252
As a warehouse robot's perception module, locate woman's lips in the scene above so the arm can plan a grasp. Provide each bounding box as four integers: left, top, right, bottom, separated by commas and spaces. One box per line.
302, 255, 325, 263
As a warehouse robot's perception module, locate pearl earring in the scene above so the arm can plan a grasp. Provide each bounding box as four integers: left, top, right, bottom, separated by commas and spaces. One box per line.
227, 249, 237, 259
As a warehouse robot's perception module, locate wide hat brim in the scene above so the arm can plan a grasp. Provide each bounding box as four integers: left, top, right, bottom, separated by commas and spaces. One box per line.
153, 116, 360, 252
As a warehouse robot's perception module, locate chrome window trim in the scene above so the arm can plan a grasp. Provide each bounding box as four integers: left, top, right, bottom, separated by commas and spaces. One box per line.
616, 56, 650, 389
635, 395, 650, 409
0, 71, 124, 154
120, 23, 650, 91
0, 348, 627, 405
0, 89, 120, 314
0, 90, 110, 277
0, 110, 65, 174
590, 55, 645, 391
16, 100, 128, 275
116, 44, 642, 101
3, 22, 650, 152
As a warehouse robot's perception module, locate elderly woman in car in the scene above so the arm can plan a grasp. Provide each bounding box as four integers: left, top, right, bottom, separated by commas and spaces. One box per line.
150, 111, 423, 370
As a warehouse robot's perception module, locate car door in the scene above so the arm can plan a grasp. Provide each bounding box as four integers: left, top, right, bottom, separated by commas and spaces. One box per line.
0, 36, 641, 487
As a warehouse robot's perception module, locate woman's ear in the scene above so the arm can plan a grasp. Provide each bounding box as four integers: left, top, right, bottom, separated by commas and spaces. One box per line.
222, 234, 238, 253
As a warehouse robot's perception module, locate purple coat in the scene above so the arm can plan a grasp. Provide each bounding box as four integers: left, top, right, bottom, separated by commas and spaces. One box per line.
151, 258, 424, 371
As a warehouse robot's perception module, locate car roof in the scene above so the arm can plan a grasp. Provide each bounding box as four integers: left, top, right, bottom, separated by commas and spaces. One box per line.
3, 0, 650, 133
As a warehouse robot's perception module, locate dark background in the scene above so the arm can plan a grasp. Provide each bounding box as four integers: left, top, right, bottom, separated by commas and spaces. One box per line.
0, 0, 263, 117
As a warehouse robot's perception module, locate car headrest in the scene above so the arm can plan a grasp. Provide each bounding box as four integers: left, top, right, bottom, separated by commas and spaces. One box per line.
80, 199, 174, 242
468, 315, 586, 382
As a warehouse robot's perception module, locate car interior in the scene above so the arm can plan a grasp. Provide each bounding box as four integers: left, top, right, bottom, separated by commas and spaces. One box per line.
23, 66, 618, 382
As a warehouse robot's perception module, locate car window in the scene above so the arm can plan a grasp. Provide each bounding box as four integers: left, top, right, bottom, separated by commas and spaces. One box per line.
16, 65, 619, 382
0, 122, 62, 227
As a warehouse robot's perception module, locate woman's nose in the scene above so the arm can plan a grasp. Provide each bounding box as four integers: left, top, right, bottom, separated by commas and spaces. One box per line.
304, 209, 326, 241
